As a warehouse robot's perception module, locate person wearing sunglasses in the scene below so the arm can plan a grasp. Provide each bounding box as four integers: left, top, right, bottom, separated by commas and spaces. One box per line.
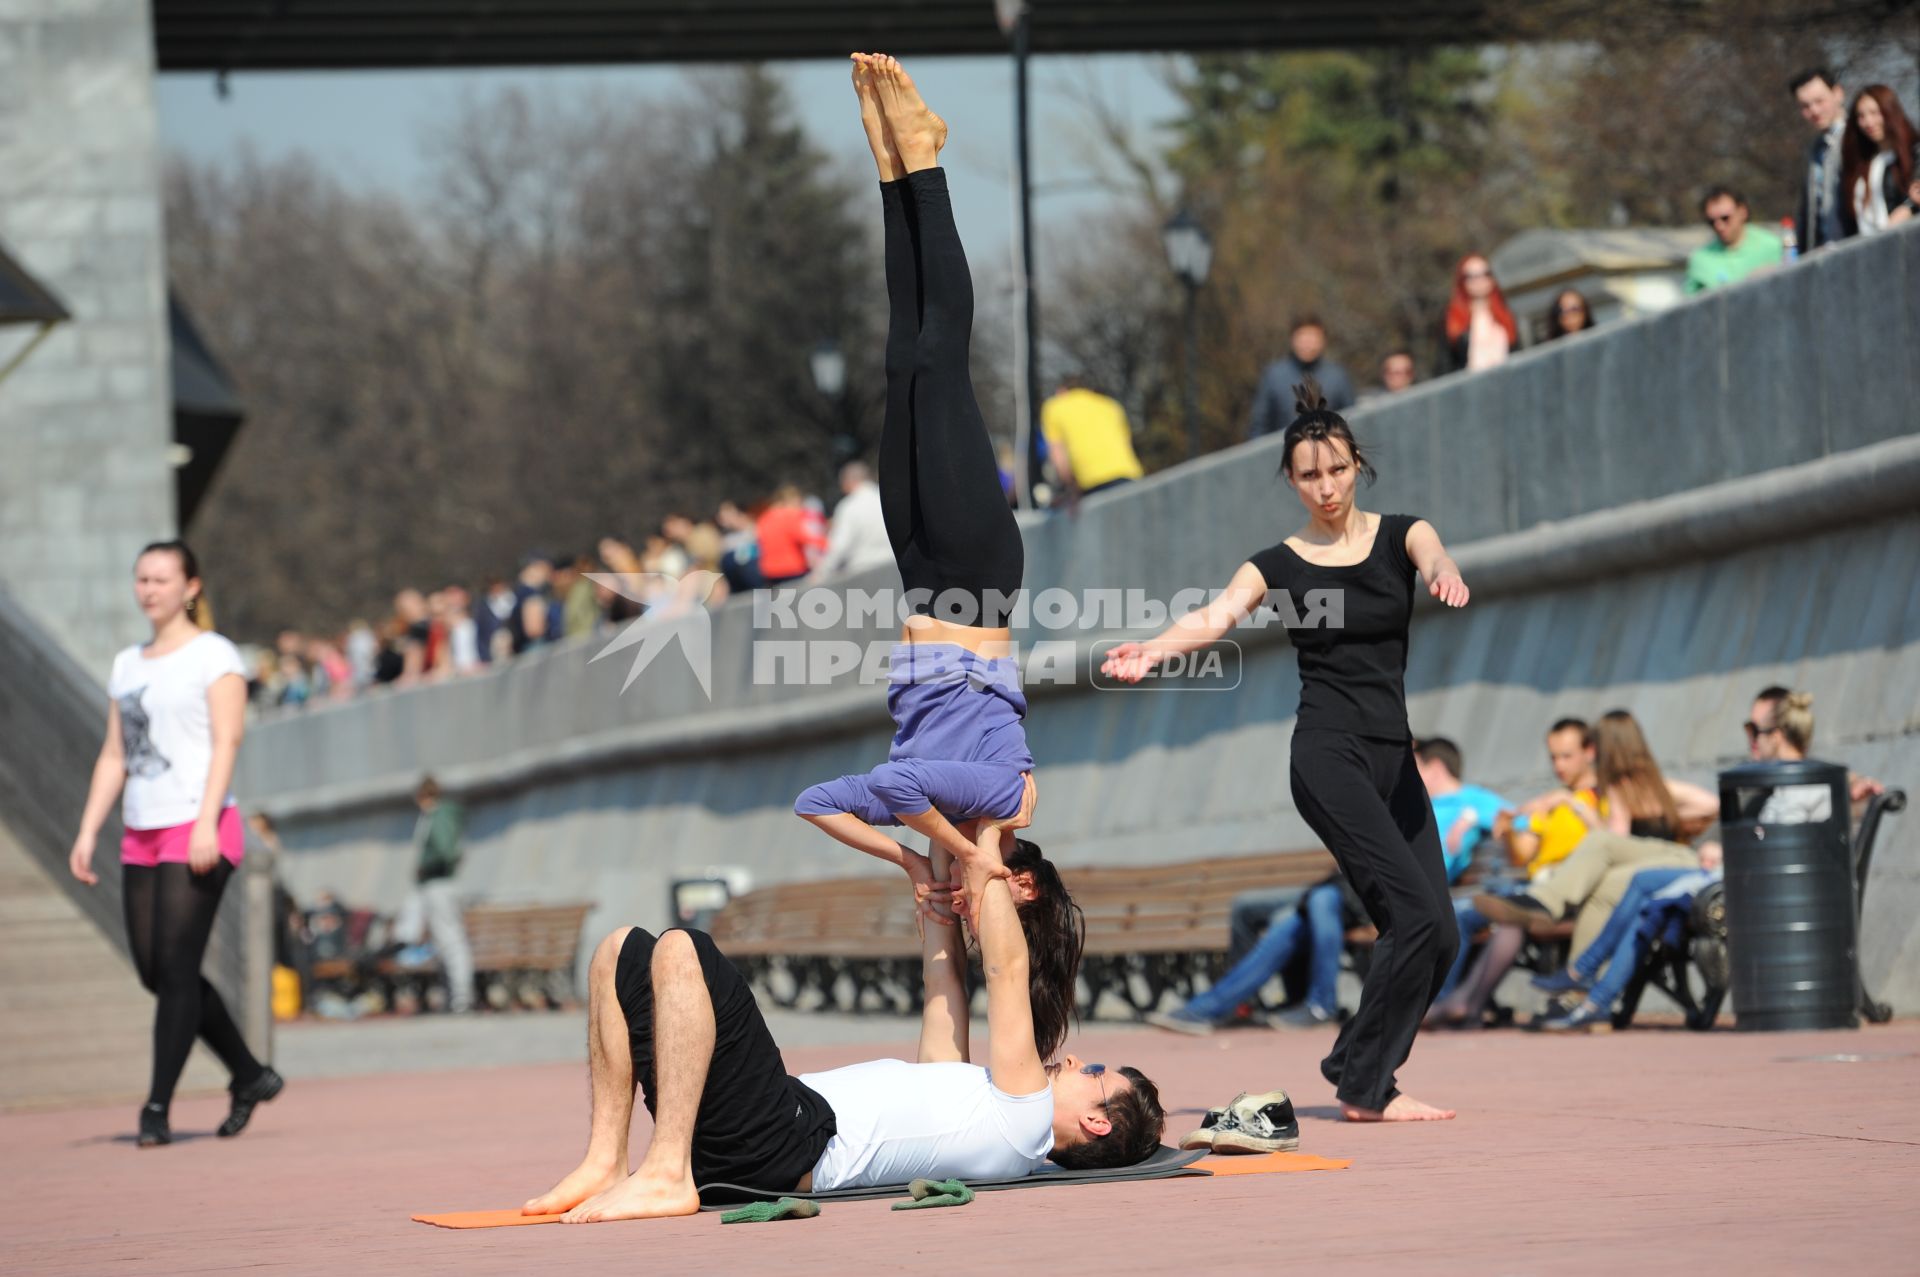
1543, 289, 1595, 341
1443, 255, 1518, 373
1684, 186, 1784, 294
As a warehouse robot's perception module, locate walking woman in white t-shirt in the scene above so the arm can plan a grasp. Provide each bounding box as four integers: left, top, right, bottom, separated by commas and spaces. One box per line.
68, 541, 283, 1147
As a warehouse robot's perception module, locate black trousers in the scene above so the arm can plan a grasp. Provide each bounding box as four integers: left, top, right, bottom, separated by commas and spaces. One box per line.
613, 928, 835, 1200
1289, 730, 1458, 1111
878, 170, 1024, 628
123, 862, 263, 1109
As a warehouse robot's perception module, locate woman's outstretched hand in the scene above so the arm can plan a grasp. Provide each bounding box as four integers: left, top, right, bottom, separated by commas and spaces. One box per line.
1428, 571, 1470, 608
1100, 641, 1165, 684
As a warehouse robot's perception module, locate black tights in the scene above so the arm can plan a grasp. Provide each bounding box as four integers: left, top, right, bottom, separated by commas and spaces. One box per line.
878, 170, 1025, 628
123, 862, 263, 1110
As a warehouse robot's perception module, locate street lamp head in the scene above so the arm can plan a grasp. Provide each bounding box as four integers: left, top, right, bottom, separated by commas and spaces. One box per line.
809, 339, 847, 398
1161, 209, 1213, 290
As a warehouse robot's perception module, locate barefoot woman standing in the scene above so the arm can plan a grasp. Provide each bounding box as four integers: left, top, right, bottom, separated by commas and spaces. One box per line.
1104, 387, 1469, 1122
69, 541, 283, 1145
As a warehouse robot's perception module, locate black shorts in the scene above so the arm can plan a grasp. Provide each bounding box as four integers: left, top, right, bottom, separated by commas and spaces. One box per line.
615, 928, 836, 1201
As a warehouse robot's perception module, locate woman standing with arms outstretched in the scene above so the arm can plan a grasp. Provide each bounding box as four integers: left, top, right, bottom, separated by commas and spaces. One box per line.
1105, 386, 1469, 1121
69, 541, 283, 1146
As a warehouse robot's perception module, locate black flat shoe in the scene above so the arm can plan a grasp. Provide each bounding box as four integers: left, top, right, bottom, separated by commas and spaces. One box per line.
217, 1065, 285, 1138
137, 1102, 171, 1147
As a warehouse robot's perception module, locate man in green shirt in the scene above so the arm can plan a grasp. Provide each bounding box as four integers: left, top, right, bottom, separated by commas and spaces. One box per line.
1685, 186, 1784, 294
393, 775, 475, 1012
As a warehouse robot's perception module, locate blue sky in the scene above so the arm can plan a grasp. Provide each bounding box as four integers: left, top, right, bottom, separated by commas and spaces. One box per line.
155, 54, 1187, 267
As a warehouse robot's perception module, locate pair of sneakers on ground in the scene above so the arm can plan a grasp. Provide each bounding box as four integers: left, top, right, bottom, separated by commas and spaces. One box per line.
1179, 1089, 1300, 1154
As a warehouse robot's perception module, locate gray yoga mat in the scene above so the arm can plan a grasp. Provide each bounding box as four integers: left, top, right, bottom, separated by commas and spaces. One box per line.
697, 1144, 1209, 1208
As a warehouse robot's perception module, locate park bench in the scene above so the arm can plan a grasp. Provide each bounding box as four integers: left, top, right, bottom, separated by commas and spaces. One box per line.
707, 850, 1342, 1016
708, 877, 924, 1014
313, 900, 594, 1012
1070, 850, 1336, 1013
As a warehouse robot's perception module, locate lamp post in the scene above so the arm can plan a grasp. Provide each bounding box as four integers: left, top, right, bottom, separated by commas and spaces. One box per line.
809, 338, 858, 465
1161, 209, 1213, 461
995, 0, 1042, 506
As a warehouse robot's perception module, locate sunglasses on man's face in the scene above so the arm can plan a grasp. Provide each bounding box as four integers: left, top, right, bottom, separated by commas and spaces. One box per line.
1081, 1062, 1110, 1106
1707, 212, 1739, 226
1743, 721, 1779, 738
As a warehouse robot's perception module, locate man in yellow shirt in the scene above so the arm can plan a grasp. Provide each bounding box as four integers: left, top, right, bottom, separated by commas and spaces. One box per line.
1497, 717, 1601, 877
1041, 376, 1144, 502
1427, 718, 1598, 1023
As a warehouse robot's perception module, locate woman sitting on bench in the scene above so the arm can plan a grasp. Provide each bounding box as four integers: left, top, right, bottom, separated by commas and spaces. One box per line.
1534, 690, 1835, 1031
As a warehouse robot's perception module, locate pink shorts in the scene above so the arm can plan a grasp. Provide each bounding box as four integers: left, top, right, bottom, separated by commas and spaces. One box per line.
121, 806, 245, 869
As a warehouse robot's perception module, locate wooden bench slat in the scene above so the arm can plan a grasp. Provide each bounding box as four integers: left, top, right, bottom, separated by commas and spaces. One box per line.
710, 851, 1338, 962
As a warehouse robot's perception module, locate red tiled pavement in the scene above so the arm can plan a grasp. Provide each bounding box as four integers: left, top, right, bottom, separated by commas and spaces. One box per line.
5, 1022, 1918, 1275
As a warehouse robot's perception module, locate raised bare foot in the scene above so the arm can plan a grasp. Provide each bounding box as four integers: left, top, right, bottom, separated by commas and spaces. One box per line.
523, 1158, 622, 1215
871, 55, 947, 172
560, 1169, 701, 1223
850, 54, 902, 182
1341, 1093, 1457, 1122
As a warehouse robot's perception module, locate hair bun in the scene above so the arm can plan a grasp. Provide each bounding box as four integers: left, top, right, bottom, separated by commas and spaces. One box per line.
1292, 378, 1328, 417
1786, 691, 1814, 711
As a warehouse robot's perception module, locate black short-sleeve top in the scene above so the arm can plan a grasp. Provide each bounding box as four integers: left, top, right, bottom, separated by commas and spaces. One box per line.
1246, 513, 1421, 740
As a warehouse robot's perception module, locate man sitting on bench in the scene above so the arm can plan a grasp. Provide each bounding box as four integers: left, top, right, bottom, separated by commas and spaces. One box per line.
522, 825, 1165, 1222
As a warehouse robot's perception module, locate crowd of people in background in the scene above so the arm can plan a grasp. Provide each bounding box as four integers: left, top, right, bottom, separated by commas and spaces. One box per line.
248, 68, 1918, 707
1242, 68, 1920, 411
247, 470, 899, 711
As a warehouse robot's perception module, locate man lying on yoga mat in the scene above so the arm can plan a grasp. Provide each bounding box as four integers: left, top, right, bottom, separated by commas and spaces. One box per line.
522, 824, 1165, 1222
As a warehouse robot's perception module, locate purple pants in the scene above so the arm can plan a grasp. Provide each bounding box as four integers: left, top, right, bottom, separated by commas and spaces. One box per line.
794, 759, 1027, 827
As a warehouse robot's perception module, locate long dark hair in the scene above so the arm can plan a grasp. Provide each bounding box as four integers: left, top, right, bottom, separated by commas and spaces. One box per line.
1546, 288, 1592, 340
1842, 84, 1918, 215
1006, 838, 1084, 1063
1277, 379, 1376, 483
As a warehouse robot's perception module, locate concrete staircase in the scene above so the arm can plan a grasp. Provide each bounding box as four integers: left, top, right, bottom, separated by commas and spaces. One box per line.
0, 819, 223, 1111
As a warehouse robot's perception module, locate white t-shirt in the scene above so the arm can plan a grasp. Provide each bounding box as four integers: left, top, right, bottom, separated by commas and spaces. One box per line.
815, 482, 893, 580
1757, 783, 1832, 826
107, 632, 249, 830
798, 1059, 1054, 1191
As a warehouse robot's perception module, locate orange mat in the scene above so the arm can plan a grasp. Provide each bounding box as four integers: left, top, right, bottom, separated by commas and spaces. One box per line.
413, 1210, 565, 1229
1192, 1151, 1352, 1175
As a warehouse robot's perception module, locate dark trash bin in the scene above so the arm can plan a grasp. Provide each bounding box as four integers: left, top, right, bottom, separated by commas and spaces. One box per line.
1719, 758, 1855, 1031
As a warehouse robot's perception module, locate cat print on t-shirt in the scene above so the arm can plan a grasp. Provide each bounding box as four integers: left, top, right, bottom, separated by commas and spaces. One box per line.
117, 688, 172, 779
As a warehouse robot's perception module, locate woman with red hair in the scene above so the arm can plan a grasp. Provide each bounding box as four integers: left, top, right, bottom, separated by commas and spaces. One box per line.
1841, 84, 1920, 236
1444, 254, 1517, 373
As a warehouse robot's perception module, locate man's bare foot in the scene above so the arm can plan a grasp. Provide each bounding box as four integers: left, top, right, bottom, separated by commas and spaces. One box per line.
560, 1168, 701, 1223
523, 1158, 622, 1216
850, 54, 902, 182
1341, 1094, 1456, 1122
871, 55, 947, 172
